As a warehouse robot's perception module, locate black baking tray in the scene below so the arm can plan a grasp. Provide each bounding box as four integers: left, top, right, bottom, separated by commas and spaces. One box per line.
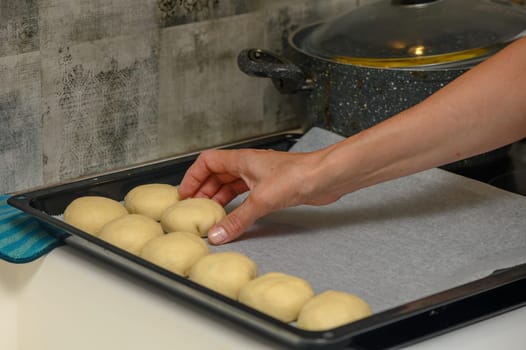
7, 132, 526, 350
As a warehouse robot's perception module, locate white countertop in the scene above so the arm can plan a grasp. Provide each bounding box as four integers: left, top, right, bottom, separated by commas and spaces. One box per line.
1, 245, 525, 350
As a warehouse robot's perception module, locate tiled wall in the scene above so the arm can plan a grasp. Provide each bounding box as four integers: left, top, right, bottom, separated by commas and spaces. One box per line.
0, 0, 366, 193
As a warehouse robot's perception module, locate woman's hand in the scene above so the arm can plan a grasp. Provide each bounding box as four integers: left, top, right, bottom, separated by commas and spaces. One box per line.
178, 148, 340, 244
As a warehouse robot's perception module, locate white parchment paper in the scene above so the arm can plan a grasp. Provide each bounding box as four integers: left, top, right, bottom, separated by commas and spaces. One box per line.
210, 127, 526, 313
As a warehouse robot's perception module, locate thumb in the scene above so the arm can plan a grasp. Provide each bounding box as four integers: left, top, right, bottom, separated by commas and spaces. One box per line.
207, 198, 261, 245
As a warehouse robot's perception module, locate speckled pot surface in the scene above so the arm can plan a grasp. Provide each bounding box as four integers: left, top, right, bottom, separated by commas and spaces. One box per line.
238, 25, 509, 169
300, 55, 466, 137
286, 24, 470, 136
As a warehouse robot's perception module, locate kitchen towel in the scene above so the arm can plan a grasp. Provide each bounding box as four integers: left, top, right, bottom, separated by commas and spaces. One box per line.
0, 195, 63, 264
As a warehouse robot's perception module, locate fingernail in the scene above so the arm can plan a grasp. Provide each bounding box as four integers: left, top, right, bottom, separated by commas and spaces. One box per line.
208, 226, 228, 244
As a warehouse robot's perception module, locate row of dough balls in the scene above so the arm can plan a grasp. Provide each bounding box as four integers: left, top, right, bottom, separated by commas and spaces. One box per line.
190, 254, 372, 331
147, 242, 372, 331
63, 183, 225, 239
63, 184, 372, 330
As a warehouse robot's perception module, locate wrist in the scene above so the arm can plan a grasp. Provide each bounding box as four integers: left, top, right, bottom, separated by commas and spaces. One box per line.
304, 138, 368, 203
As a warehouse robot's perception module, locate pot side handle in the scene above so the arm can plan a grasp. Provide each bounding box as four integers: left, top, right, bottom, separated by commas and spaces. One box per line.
237, 49, 314, 94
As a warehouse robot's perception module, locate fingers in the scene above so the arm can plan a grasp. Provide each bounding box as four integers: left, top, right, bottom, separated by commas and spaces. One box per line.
207, 196, 264, 245
179, 149, 255, 245
178, 155, 213, 199
179, 150, 240, 199
180, 148, 295, 245
208, 179, 249, 206
187, 174, 218, 197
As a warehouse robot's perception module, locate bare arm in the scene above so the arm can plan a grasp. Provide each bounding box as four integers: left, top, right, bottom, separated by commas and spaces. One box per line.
179, 36, 526, 245
316, 36, 526, 198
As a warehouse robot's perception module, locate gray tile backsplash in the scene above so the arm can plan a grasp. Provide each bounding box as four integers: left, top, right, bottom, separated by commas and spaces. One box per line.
39, 0, 160, 49
158, 12, 266, 156
0, 0, 360, 193
40, 31, 160, 184
158, 0, 252, 27
0, 0, 39, 56
0, 52, 42, 191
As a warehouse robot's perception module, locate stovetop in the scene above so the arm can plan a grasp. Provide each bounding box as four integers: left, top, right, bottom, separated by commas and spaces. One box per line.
444, 139, 526, 196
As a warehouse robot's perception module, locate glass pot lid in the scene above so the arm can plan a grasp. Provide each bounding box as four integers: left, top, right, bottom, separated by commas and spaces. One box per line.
299, 0, 526, 68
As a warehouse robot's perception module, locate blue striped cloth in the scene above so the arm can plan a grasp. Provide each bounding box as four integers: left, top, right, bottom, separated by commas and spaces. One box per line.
0, 195, 63, 263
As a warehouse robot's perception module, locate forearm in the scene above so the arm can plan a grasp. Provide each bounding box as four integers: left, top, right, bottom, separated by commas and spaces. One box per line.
317, 36, 526, 197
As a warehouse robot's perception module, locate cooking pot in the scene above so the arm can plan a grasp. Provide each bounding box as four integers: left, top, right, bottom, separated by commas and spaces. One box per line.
238, 0, 526, 170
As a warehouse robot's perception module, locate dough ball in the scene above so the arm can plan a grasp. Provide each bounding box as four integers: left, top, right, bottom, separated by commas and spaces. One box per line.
124, 183, 180, 221
160, 198, 226, 237
188, 252, 257, 299
238, 272, 314, 323
98, 214, 164, 255
140, 232, 209, 276
297, 290, 372, 331
64, 196, 128, 235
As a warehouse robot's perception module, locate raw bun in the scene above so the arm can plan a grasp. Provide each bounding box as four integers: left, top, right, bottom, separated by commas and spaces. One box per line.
160, 198, 226, 237
63, 196, 128, 235
98, 214, 164, 255
140, 232, 209, 276
124, 183, 180, 221
188, 252, 257, 299
238, 272, 314, 323
297, 290, 372, 331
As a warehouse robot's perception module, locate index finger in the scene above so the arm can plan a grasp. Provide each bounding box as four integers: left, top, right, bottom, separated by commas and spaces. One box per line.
178, 149, 241, 198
